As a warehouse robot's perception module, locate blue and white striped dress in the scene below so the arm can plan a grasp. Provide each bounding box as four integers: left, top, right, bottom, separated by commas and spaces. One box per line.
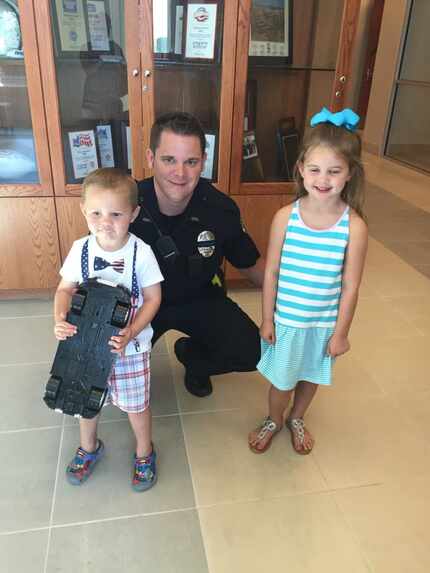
257, 200, 349, 390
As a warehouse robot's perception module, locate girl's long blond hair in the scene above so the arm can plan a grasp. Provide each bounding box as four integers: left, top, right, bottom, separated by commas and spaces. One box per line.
294, 123, 365, 219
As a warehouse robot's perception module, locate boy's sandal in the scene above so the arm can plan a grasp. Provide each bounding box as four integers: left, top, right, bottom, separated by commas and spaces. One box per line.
248, 416, 280, 454
286, 418, 314, 455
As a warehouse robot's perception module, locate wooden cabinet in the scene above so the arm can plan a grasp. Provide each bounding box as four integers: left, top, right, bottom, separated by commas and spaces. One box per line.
0, 0, 361, 293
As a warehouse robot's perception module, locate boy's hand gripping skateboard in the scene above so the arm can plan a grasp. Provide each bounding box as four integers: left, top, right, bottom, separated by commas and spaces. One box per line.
43, 278, 132, 418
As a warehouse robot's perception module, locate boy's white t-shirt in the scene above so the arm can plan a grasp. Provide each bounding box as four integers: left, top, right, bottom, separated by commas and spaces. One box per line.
60, 232, 163, 355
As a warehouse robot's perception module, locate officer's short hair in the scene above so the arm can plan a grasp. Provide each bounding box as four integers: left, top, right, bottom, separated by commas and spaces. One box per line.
150, 112, 206, 155
82, 167, 138, 209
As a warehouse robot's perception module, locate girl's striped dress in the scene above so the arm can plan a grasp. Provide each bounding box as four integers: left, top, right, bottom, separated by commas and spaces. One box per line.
257, 200, 349, 390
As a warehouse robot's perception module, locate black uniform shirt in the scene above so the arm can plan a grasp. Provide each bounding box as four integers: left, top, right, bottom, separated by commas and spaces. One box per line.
130, 178, 260, 306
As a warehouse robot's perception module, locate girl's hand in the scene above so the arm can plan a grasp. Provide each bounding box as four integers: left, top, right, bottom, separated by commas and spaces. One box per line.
327, 334, 350, 357
109, 326, 133, 355
260, 320, 276, 344
54, 316, 77, 341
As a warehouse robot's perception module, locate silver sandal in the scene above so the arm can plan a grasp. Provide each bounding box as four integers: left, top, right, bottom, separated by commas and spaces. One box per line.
286, 418, 313, 455
249, 416, 280, 454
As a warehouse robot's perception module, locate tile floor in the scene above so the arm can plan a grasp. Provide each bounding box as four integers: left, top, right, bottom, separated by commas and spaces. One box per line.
1, 153, 430, 572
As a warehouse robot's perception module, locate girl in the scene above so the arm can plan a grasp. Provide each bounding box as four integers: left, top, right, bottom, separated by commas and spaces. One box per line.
248, 108, 368, 455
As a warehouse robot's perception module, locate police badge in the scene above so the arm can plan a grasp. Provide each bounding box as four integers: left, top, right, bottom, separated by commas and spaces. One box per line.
197, 230, 216, 257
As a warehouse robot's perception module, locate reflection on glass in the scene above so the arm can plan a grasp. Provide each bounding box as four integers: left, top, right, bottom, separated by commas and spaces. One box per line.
50, 0, 129, 183
0, 0, 39, 184
242, 0, 342, 182
152, 0, 223, 182
400, 0, 430, 83
386, 85, 430, 173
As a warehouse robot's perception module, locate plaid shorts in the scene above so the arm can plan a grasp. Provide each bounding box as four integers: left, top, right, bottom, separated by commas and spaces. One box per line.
105, 351, 151, 413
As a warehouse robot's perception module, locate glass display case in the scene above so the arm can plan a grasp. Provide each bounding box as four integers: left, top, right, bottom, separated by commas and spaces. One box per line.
0, 0, 361, 290
0, 0, 38, 184
230, 0, 361, 195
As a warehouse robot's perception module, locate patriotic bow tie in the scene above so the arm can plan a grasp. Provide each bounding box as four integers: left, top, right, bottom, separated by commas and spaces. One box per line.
94, 256, 124, 273
310, 107, 360, 131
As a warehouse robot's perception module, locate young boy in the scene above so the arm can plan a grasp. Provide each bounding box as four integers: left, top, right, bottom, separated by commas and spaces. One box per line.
54, 168, 163, 491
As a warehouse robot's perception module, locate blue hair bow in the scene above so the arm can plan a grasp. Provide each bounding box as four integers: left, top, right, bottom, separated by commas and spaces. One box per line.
310, 107, 360, 131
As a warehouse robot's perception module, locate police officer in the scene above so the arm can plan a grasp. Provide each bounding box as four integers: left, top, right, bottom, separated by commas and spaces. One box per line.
130, 112, 264, 397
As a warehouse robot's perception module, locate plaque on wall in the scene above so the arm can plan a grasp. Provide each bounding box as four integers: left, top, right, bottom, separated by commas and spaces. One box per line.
184, 3, 218, 60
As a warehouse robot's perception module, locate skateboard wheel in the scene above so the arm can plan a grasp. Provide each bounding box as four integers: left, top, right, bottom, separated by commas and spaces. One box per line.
88, 388, 107, 411
111, 302, 130, 328
44, 376, 61, 401
71, 291, 86, 315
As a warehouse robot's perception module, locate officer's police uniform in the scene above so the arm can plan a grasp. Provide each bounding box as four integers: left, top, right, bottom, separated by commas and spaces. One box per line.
130, 177, 261, 378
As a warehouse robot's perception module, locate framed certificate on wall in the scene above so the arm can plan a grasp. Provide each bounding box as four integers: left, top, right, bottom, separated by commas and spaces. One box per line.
184, 3, 219, 61
53, 0, 88, 53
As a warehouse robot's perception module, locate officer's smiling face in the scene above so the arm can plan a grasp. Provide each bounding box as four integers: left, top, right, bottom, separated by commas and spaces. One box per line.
147, 130, 206, 215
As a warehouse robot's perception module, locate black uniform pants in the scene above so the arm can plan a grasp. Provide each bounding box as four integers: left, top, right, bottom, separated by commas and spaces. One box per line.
151, 296, 260, 378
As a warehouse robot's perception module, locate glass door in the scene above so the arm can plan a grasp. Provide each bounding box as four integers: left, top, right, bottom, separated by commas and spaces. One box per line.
0, 0, 53, 195
230, 0, 361, 194
141, 0, 238, 192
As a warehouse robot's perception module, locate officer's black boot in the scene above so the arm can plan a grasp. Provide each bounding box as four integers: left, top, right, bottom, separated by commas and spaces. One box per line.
174, 337, 213, 397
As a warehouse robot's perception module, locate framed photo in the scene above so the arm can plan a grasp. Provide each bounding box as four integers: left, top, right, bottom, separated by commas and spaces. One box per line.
243, 131, 259, 160
249, 0, 293, 66
242, 130, 264, 181
201, 131, 217, 181
184, 2, 221, 62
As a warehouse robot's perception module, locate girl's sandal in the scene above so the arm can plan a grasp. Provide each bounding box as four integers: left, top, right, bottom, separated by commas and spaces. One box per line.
286, 418, 314, 455
248, 416, 280, 454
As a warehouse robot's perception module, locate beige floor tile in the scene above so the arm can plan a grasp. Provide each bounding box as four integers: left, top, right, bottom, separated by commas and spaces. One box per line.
383, 294, 430, 335
364, 152, 430, 214
353, 335, 430, 394
351, 296, 422, 342
0, 298, 52, 318
171, 356, 269, 414
53, 416, 195, 525
199, 494, 369, 573
0, 316, 57, 365
47, 510, 207, 573
315, 351, 384, 406
335, 477, 430, 573
227, 289, 260, 307
0, 530, 48, 573
182, 409, 327, 506
0, 362, 61, 431
0, 428, 61, 533
310, 391, 430, 489
369, 259, 430, 297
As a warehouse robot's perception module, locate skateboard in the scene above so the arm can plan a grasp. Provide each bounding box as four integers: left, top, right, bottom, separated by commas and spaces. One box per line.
44, 278, 132, 418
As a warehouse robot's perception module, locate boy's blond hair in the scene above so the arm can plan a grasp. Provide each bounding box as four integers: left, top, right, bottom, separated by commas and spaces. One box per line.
82, 168, 139, 209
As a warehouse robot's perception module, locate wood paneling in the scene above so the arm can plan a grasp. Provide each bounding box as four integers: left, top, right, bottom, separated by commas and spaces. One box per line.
55, 197, 87, 262
331, 0, 361, 110
225, 194, 284, 280
0, 198, 60, 289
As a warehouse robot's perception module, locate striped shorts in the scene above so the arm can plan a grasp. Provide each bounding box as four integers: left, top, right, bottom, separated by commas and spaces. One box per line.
105, 351, 151, 413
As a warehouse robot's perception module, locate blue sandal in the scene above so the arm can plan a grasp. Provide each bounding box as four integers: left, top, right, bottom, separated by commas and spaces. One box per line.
132, 446, 157, 492
66, 439, 105, 485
